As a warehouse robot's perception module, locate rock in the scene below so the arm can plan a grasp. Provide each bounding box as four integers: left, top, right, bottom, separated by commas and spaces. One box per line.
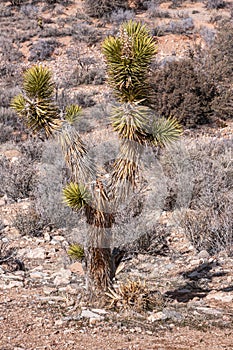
91, 308, 108, 315
5, 281, 24, 289
148, 309, 183, 322
198, 250, 210, 260
189, 259, 201, 266
3, 273, 24, 281
55, 319, 63, 326
30, 271, 47, 279
81, 309, 105, 320
53, 268, 71, 286
43, 286, 57, 295
44, 232, 51, 242
25, 247, 46, 259
205, 291, 233, 303
148, 311, 168, 322
69, 262, 84, 275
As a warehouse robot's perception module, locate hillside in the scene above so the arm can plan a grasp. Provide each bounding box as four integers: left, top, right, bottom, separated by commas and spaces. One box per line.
0, 1, 233, 349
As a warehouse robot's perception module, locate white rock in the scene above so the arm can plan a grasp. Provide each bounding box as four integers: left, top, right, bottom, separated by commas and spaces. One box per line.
5, 281, 24, 289
53, 268, 71, 286
44, 232, 51, 242
81, 309, 104, 320
25, 247, 46, 259
206, 292, 233, 303
91, 308, 108, 315
30, 271, 46, 279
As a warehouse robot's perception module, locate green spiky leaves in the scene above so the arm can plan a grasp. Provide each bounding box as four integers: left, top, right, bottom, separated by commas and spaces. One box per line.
68, 243, 85, 261
65, 104, 82, 124
103, 20, 157, 103
152, 117, 183, 147
23, 65, 55, 99
112, 102, 151, 143
63, 182, 91, 211
11, 65, 61, 137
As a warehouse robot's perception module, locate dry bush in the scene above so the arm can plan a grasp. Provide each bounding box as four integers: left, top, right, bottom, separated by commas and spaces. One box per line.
150, 58, 216, 127
13, 207, 47, 237
0, 156, 36, 202
71, 23, 103, 46
106, 279, 164, 310
205, 0, 226, 9
169, 139, 233, 254
84, 0, 129, 18
29, 39, 60, 61
32, 140, 80, 231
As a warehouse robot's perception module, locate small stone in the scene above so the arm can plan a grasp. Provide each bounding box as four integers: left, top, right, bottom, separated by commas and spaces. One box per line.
189, 259, 200, 266
30, 271, 46, 279
91, 308, 108, 315
148, 311, 168, 322
44, 232, 51, 242
6, 281, 24, 289
43, 286, 56, 295
55, 319, 63, 326
53, 268, 71, 286
69, 262, 84, 275
205, 291, 233, 303
52, 235, 65, 242
198, 250, 210, 260
25, 247, 45, 259
89, 317, 103, 325
81, 309, 104, 320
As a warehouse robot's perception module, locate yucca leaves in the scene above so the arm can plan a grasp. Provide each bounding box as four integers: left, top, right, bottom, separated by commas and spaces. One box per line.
23, 65, 55, 100
102, 20, 157, 103
152, 117, 183, 147
112, 103, 151, 143
63, 182, 91, 210
58, 123, 96, 184
67, 243, 85, 261
65, 104, 82, 124
11, 65, 61, 137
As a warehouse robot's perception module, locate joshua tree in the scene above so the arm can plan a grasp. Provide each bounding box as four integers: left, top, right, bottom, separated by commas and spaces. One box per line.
11, 21, 182, 292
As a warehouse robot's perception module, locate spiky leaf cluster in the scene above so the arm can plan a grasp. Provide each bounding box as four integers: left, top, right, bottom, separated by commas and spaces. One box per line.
112, 102, 151, 144
63, 182, 91, 211
152, 117, 183, 147
65, 104, 82, 124
11, 65, 60, 136
68, 243, 85, 261
102, 21, 157, 102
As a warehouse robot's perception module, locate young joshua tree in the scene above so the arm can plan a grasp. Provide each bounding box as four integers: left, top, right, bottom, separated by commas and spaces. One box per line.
11, 21, 181, 292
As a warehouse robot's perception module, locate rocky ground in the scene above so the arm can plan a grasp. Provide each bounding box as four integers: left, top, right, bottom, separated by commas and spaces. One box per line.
1, 196, 233, 349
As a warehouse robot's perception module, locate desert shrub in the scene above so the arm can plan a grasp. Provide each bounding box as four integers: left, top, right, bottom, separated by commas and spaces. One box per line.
205, 0, 226, 9
73, 92, 97, 108
110, 8, 135, 24
20, 4, 38, 18
169, 0, 183, 8
0, 156, 36, 201
71, 23, 102, 45
0, 108, 26, 139
199, 26, 216, 45
123, 224, 170, 255
163, 138, 233, 254
67, 55, 106, 86
84, 0, 129, 18
29, 39, 60, 61
10, 0, 24, 5
13, 207, 47, 237
19, 138, 44, 162
197, 22, 233, 119
167, 17, 194, 34
32, 140, 80, 230
0, 123, 14, 143
150, 58, 216, 127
